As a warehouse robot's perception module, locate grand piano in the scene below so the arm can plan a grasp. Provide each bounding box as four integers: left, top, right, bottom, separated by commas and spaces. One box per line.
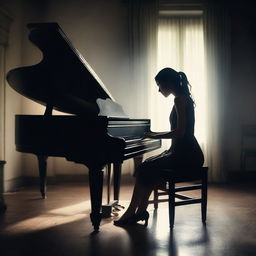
6, 23, 161, 231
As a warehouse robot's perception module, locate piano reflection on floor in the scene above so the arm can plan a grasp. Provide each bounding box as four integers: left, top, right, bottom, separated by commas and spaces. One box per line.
6, 23, 161, 231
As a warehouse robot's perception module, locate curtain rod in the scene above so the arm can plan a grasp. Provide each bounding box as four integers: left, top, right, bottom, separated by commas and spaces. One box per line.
159, 2, 204, 10
159, 10, 203, 16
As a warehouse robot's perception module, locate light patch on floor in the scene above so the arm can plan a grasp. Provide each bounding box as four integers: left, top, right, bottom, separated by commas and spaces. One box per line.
2, 201, 90, 235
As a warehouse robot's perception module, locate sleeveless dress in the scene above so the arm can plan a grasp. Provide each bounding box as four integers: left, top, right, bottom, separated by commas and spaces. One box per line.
135, 96, 204, 186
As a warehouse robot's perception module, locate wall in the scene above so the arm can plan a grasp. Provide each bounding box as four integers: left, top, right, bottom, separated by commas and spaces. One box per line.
225, 3, 256, 173
1, 0, 25, 191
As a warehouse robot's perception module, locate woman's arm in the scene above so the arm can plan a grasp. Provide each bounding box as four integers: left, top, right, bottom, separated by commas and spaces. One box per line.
143, 96, 187, 139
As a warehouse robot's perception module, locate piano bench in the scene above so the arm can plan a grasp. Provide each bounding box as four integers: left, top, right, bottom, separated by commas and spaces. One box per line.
148, 166, 208, 229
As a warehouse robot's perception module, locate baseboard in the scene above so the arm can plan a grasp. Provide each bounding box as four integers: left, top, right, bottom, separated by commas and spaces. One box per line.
23, 175, 89, 186
227, 171, 256, 183
4, 173, 135, 192
4, 176, 25, 192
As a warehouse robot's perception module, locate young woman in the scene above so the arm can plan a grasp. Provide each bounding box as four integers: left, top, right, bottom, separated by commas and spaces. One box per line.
114, 67, 204, 226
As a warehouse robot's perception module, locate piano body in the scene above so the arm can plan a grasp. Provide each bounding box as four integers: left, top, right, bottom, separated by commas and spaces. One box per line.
6, 23, 161, 231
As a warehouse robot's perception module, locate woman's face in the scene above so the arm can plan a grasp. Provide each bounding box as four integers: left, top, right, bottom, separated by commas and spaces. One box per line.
156, 80, 173, 97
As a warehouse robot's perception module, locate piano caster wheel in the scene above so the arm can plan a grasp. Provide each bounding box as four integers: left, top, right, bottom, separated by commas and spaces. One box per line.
93, 227, 99, 234
41, 193, 47, 199
90, 213, 102, 231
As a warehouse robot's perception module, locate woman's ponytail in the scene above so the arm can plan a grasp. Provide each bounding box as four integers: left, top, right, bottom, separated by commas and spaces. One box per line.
178, 71, 194, 105
178, 72, 191, 96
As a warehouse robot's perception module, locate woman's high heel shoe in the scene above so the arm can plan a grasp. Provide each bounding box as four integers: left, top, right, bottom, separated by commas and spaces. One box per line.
134, 211, 150, 226
113, 211, 149, 226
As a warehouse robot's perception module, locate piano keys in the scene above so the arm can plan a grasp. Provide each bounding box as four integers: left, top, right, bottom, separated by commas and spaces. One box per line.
6, 22, 161, 231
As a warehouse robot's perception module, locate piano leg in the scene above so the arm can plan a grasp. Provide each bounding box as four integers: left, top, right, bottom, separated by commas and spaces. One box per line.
112, 156, 143, 205
133, 155, 143, 172
102, 164, 117, 218
37, 155, 48, 199
89, 167, 104, 231
113, 163, 122, 202
106, 163, 111, 204
111, 163, 125, 211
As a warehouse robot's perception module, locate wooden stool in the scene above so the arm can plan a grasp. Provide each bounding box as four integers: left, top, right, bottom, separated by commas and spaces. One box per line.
149, 166, 208, 228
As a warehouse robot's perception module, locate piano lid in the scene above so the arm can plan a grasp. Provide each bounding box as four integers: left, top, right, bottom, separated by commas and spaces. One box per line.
6, 22, 127, 118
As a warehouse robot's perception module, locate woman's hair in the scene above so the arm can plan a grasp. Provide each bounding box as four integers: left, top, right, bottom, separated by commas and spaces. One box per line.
155, 67, 193, 99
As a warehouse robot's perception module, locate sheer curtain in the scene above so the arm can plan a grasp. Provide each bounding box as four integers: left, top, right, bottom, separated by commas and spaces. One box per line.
129, 0, 158, 119
204, 1, 231, 182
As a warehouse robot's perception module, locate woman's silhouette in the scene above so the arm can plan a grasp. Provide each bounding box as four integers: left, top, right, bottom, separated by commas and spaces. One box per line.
114, 67, 204, 226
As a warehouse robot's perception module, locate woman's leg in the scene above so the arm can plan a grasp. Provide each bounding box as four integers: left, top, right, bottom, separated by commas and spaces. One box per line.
135, 184, 154, 214
116, 153, 176, 222
116, 158, 165, 221
134, 155, 178, 214
115, 177, 153, 221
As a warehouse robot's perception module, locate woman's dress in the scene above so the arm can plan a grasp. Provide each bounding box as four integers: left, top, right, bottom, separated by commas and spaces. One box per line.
136, 96, 204, 186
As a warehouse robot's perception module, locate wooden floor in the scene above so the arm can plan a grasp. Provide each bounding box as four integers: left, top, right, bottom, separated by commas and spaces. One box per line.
0, 182, 256, 256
